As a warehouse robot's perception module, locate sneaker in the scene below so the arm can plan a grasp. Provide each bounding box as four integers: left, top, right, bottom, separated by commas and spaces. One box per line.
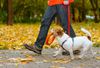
23, 44, 42, 54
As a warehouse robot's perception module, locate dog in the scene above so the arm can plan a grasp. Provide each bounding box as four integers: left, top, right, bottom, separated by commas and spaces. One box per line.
51, 28, 95, 60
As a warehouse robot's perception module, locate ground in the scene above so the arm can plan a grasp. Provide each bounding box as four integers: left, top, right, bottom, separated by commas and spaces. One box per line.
0, 47, 100, 68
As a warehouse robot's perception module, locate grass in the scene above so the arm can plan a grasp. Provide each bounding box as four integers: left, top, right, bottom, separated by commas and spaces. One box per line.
0, 22, 100, 50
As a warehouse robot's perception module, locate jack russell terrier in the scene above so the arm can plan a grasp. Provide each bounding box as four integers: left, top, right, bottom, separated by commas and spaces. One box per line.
51, 28, 95, 60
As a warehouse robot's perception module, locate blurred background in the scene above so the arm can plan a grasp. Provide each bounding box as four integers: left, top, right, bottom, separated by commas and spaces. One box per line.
0, 0, 100, 50
0, 0, 100, 24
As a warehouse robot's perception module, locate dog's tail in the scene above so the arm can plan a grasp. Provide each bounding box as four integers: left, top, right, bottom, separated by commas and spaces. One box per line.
81, 28, 91, 40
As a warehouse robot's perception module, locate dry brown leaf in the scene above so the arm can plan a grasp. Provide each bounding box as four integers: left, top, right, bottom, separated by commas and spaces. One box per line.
8, 56, 35, 64
20, 56, 35, 64
0, 57, 2, 59
43, 58, 71, 64
50, 66, 59, 68
52, 58, 71, 64
8, 58, 20, 63
95, 56, 100, 60
43, 60, 48, 63
54, 60, 71, 64
50, 66, 65, 68
20, 61, 29, 64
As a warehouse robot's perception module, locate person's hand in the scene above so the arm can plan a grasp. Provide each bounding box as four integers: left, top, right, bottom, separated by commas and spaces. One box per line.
63, 0, 69, 5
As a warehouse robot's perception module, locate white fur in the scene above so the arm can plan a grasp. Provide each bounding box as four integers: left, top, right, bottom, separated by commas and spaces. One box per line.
53, 28, 94, 60
81, 28, 91, 37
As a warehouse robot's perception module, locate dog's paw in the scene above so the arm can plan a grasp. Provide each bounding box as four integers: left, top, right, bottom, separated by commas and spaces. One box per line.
53, 51, 59, 57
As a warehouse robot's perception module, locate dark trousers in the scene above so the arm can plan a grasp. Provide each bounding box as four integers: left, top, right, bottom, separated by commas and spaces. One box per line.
35, 4, 76, 48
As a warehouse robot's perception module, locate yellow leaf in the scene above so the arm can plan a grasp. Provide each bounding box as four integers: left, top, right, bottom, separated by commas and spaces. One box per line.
95, 56, 100, 60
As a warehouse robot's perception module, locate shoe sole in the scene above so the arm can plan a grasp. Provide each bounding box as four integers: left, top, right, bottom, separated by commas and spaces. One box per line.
24, 44, 41, 54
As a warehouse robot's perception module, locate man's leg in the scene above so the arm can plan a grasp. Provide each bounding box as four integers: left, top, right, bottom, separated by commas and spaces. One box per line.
24, 6, 57, 54
35, 6, 57, 49
57, 4, 76, 37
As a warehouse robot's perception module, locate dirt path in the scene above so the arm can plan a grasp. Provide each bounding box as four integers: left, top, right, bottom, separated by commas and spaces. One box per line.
0, 47, 100, 68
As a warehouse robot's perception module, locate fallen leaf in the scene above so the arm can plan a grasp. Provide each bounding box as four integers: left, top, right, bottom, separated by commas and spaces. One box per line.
50, 66, 65, 68
20, 56, 34, 64
8, 58, 20, 63
43, 60, 48, 63
52, 58, 71, 64
43, 58, 71, 64
50, 66, 59, 68
95, 56, 100, 60
0, 57, 2, 59
8, 56, 36, 64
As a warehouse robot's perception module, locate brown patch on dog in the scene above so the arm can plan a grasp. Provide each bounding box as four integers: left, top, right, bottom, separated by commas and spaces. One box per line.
87, 36, 91, 40
55, 28, 64, 36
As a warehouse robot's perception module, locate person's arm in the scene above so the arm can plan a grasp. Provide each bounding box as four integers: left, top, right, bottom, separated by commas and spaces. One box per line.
63, 0, 74, 5
63, 0, 69, 5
